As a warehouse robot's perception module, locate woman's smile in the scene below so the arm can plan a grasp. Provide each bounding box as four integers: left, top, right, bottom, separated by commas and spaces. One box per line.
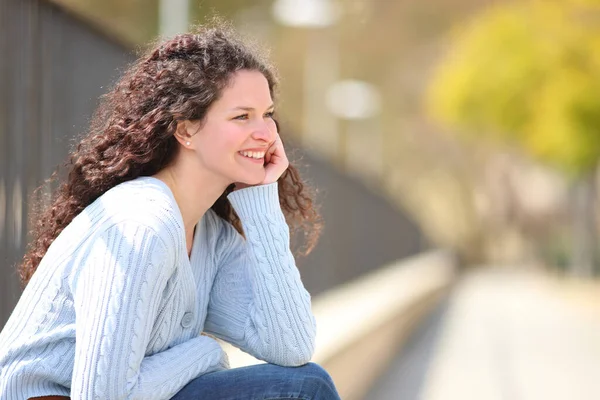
238, 150, 266, 164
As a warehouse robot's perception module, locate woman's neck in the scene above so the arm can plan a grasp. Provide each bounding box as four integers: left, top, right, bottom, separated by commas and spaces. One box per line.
152, 163, 229, 244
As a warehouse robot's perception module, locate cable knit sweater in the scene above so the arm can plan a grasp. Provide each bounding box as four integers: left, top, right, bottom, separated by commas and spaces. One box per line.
0, 176, 316, 400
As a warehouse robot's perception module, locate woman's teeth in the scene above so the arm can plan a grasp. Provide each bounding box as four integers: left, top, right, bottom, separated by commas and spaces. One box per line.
239, 151, 265, 159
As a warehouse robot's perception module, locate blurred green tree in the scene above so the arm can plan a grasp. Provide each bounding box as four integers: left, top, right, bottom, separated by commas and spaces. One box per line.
427, 0, 600, 277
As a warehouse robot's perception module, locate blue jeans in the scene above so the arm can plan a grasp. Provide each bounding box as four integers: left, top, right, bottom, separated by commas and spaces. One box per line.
170, 362, 341, 400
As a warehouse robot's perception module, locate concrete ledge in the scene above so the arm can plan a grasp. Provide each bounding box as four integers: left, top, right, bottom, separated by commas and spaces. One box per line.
221, 250, 456, 399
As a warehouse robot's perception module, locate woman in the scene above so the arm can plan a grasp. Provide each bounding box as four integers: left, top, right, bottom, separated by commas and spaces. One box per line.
0, 21, 340, 400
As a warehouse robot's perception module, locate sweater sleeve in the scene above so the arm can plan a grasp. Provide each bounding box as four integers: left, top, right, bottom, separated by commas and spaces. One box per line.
71, 221, 228, 400
203, 182, 316, 366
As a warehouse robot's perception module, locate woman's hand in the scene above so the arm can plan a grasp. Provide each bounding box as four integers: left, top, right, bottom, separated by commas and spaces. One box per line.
262, 133, 288, 184
235, 134, 288, 190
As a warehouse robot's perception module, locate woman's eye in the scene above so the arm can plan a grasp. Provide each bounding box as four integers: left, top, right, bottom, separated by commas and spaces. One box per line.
234, 112, 274, 120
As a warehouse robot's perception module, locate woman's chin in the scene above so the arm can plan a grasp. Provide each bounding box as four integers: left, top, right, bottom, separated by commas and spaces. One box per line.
237, 173, 265, 186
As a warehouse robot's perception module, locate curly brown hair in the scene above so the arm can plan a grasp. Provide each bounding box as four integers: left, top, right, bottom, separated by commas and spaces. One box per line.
19, 21, 322, 286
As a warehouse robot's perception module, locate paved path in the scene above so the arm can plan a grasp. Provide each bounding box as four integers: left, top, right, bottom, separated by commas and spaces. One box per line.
368, 269, 600, 400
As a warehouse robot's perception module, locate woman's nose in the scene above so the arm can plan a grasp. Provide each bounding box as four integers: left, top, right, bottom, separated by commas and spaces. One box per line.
251, 120, 276, 142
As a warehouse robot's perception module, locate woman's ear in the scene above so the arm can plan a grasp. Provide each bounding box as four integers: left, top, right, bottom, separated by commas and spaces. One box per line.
174, 120, 194, 147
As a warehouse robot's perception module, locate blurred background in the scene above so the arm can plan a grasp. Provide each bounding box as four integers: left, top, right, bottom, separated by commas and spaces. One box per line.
1, 0, 600, 399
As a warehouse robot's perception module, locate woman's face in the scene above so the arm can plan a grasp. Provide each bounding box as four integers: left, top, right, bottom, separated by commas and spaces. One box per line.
188, 69, 277, 187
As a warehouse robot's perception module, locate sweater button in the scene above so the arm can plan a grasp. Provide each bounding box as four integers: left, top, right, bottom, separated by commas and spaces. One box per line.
181, 312, 194, 328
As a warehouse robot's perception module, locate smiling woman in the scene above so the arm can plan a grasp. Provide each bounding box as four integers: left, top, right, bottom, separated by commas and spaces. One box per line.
0, 19, 338, 400
163, 69, 281, 189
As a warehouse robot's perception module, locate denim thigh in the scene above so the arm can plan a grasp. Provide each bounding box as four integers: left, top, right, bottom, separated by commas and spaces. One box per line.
170, 362, 341, 400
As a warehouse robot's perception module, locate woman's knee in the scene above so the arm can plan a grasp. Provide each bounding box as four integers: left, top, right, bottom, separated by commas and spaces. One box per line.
292, 362, 340, 399
295, 362, 333, 381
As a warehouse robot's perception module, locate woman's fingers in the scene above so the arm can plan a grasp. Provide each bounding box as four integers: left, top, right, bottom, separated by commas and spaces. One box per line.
262, 134, 288, 184
264, 140, 275, 165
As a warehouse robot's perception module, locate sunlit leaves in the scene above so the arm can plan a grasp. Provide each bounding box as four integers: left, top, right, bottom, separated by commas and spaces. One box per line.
428, 0, 600, 178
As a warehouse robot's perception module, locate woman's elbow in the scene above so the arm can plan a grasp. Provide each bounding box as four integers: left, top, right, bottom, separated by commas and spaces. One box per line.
277, 353, 313, 367
263, 339, 315, 367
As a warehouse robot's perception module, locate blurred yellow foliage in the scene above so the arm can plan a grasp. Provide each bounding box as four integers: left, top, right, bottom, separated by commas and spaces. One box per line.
428, 0, 600, 177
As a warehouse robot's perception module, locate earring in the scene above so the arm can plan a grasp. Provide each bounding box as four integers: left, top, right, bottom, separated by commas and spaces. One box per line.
185, 141, 190, 146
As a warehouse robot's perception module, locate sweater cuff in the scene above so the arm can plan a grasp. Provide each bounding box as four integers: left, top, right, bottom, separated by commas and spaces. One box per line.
227, 182, 281, 220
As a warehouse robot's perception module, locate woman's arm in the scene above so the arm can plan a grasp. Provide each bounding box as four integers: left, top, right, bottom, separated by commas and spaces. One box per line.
203, 183, 316, 366
71, 221, 227, 400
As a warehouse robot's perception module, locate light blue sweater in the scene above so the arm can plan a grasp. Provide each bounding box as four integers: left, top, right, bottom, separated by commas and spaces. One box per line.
0, 177, 316, 400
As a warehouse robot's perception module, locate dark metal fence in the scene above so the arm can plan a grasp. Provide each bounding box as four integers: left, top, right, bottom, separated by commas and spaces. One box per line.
0, 0, 424, 329
0, 0, 134, 327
